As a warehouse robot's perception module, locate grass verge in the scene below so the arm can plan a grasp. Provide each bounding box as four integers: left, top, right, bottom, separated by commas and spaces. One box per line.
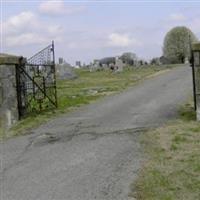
131, 102, 200, 200
2, 65, 174, 139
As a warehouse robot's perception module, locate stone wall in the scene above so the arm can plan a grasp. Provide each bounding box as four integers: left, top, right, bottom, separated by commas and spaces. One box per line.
0, 54, 21, 129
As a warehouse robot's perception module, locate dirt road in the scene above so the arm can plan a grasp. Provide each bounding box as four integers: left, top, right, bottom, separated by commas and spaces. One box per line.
1, 66, 192, 200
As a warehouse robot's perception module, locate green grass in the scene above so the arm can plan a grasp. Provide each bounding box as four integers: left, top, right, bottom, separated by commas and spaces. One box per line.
131, 102, 200, 200
1, 65, 172, 139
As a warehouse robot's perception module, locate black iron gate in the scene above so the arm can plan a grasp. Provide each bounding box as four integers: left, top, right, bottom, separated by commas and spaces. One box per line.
16, 41, 57, 118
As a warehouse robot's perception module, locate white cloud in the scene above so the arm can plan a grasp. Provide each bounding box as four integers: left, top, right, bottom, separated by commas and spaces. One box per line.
4, 11, 38, 34
107, 33, 141, 47
47, 25, 63, 35
3, 11, 64, 47
6, 33, 48, 46
39, 0, 85, 16
169, 13, 186, 21
65, 6, 86, 15
39, 0, 66, 15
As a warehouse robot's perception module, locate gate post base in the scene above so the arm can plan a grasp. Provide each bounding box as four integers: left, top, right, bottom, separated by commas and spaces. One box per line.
0, 53, 21, 131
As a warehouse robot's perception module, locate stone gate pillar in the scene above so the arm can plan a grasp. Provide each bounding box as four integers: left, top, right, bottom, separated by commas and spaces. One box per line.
192, 43, 200, 121
0, 54, 21, 130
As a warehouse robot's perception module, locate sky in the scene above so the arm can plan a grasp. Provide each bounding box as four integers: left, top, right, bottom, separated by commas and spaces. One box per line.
1, 0, 200, 65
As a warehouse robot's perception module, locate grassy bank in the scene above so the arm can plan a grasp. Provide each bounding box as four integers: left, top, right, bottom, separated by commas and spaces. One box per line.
131, 102, 200, 200
2, 65, 173, 139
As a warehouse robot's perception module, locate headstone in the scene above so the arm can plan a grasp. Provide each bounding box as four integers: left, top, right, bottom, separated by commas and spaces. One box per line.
58, 57, 64, 64
115, 57, 124, 72
75, 61, 81, 68
184, 57, 189, 64
56, 63, 77, 80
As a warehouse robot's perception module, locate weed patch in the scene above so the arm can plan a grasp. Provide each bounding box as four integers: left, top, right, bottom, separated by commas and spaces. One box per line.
132, 103, 200, 200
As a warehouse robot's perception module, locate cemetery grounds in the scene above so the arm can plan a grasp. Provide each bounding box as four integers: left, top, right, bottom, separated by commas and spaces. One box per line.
1, 65, 173, 138
1, 64, 199, 200
131, 102, 200, 200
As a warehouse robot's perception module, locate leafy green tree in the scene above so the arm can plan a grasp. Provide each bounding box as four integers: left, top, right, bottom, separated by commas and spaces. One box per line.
163, 26, 198, 63
120, 52, 137, 65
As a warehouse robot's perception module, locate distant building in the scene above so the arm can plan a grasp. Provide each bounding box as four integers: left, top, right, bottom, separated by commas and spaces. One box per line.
58, 57, 64, 64
99, 57, 115, 65
75, 61, 81, 68
97, 56, 125, 71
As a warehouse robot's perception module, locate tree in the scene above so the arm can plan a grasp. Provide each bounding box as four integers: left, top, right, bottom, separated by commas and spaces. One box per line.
163, 26, 198, 63
99, 57, 115, 65
120, 52, 137, 65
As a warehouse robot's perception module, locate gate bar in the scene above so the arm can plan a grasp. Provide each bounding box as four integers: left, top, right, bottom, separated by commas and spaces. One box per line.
52, 40, 58, 108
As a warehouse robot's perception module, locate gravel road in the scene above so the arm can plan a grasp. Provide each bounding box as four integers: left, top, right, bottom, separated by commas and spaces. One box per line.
1, 66, 192, 200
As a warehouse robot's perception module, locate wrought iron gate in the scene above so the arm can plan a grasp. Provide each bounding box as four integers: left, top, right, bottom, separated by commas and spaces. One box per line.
16, 41, 57, 118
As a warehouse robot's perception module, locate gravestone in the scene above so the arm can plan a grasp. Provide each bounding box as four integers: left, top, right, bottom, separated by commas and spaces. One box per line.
56, 63, 77, 80
75, 61, 81, 68
115, 57, 124, 72
58, 57, 64, 64
90, 60, 101, 72
192, 43, 200, 120
102, 64, 108, 70
184, 57, 189, 64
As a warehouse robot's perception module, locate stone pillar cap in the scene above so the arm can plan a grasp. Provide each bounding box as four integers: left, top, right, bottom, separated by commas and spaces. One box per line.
0, 53, 25, 65
192, 43, 200, 51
